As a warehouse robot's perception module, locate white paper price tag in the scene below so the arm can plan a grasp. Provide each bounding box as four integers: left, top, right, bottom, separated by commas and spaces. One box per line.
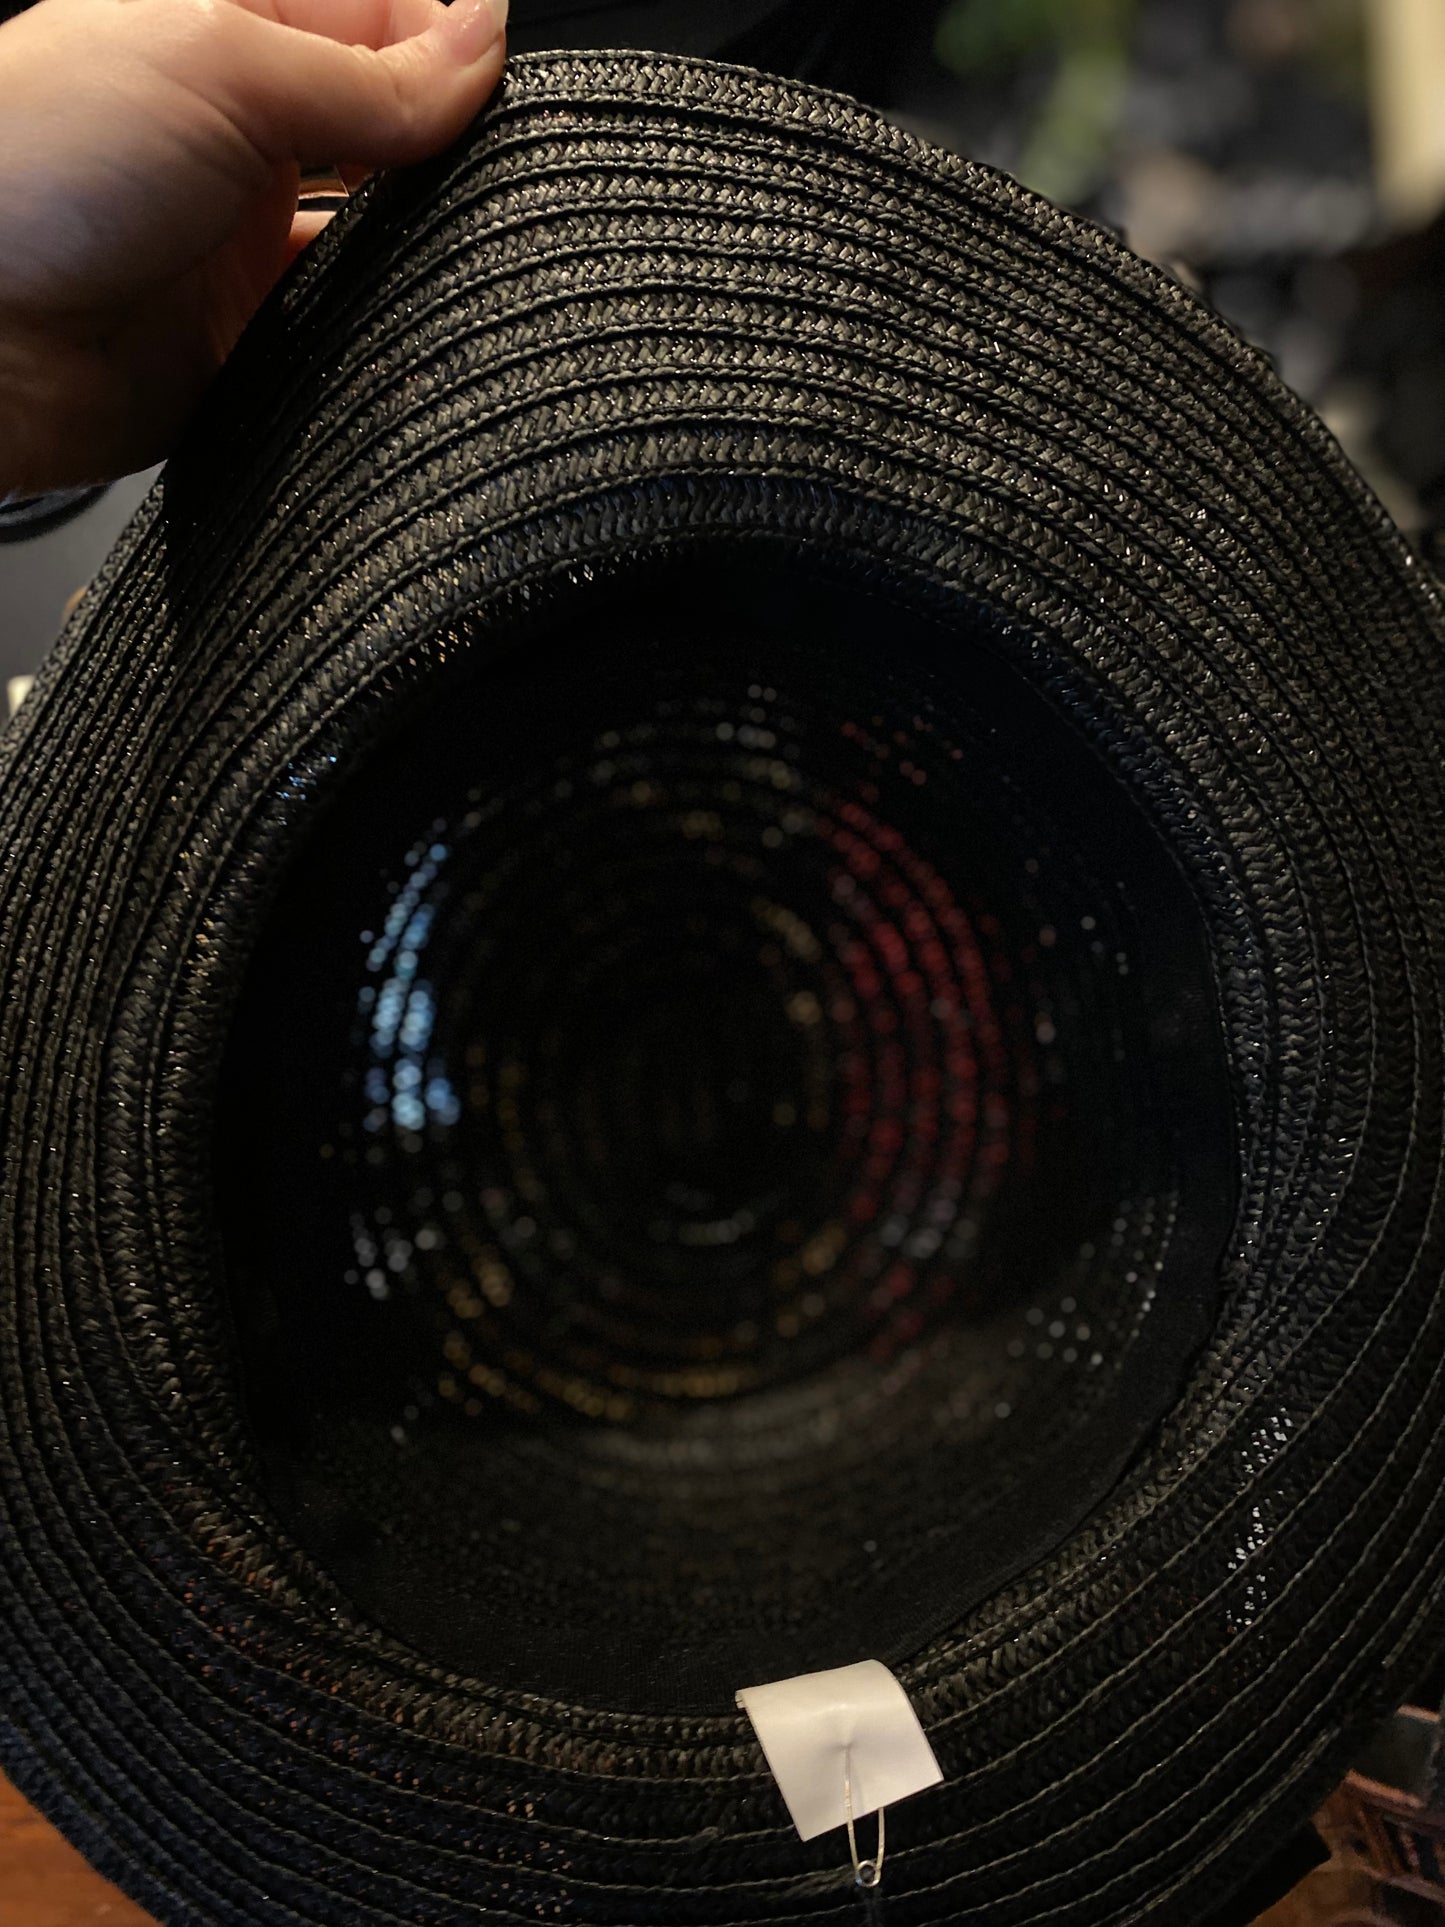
736, 1659, 943, 1843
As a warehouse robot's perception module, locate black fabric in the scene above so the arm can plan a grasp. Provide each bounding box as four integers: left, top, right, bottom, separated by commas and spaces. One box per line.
1, 48, 1444, 1927
506, 0, 932, 107
0, 483, 107, 542
504, 0, 787, 62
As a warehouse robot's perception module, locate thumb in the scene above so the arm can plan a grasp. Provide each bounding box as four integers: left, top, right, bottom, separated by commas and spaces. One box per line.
204, 0, 508, 172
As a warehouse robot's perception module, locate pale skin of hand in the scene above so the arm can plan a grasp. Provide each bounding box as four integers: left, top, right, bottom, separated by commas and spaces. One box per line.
0, 0, 507, 491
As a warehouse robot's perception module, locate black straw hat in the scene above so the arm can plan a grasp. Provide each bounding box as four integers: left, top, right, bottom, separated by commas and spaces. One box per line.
3, 49, 1444, 1927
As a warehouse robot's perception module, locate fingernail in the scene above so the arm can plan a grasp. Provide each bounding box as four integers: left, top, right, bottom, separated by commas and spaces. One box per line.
434, 0, 506, 63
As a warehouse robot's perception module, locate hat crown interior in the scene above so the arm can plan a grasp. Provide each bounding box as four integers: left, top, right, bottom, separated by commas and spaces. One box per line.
217, 555, 1236, 1711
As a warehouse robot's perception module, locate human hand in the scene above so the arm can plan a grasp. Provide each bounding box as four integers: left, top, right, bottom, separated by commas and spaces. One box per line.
0, 0, 507, 491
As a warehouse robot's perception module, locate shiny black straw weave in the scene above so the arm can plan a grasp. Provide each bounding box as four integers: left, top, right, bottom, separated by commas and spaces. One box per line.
2, 49, 1445, 1927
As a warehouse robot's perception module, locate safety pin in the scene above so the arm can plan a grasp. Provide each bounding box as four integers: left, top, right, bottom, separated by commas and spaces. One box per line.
843, 1749, 886, 1890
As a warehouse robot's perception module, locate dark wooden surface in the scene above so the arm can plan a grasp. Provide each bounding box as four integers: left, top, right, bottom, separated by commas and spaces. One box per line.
0, 1772, 160, 1925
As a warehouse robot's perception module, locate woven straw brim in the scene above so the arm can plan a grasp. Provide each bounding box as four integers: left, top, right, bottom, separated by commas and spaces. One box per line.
2, 49, 1444, 1927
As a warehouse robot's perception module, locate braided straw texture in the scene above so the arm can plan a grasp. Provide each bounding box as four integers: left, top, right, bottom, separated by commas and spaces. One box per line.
1, 48, 1444, 1927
